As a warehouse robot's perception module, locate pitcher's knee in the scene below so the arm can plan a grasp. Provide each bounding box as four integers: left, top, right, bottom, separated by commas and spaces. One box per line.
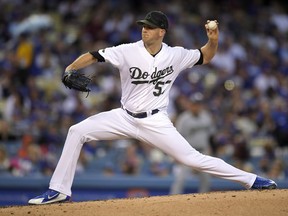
68, 120, 88, 133
68, 124, 80, 134
67, 124, 86, 142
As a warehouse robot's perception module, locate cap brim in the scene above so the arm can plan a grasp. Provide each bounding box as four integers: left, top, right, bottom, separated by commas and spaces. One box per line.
136, 20, 158, 28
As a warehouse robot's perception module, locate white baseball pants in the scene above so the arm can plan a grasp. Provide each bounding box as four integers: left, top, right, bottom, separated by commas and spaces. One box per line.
49, 108, 256, 196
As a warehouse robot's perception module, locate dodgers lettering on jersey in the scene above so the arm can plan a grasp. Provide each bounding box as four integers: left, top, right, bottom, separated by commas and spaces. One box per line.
98, 40, 201, 112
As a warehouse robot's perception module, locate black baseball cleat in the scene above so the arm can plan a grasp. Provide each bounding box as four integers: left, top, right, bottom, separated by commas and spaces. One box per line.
251, 176, 277, 190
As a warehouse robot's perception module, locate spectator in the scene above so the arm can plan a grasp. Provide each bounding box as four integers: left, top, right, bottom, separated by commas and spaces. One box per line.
10, 143, 42, 176
170, 93, 215, 194
268, 159, 286, 180
148, 148, 171, 177
34, 45, 60, 79
13, 32, 34, 86
0, 145, 10, 175
121, 144, 142, 175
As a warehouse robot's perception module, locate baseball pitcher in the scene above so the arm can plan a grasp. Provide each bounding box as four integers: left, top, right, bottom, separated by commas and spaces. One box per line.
29, 11, 277, 205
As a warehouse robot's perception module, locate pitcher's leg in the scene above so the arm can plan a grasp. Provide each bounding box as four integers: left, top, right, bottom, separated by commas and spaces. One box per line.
50, 109, 133, 196
50, 124, 90, 196
180, 151, 256, 189
138, 113, 256, 189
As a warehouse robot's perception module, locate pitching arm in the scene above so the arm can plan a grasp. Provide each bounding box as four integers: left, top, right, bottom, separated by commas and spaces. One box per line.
200, 20, 219, 64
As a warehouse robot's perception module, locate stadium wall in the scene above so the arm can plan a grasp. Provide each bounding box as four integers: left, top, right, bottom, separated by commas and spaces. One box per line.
0, 175, 287, 206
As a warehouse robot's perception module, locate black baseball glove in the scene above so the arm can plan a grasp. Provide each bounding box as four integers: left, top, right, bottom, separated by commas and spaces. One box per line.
62, 70, 91, 96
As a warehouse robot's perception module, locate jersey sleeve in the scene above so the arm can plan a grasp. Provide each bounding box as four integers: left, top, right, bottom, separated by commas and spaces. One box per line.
97, 45, 125, 68
89, 51, 105, 62
176, 47, 202, 70
195, 49, 203, 65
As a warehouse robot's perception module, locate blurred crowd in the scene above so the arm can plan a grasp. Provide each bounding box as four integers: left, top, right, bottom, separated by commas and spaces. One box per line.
0, 0, 287, 182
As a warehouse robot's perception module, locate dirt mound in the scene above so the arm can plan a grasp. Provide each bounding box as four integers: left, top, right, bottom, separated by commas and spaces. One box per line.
1, 189, 287, 216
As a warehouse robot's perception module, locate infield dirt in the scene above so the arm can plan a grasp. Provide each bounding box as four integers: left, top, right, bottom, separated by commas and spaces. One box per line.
0, 189, 287, 216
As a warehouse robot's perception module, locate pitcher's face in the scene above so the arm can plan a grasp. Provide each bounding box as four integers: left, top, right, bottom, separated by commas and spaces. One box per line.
141, 25, 165, 46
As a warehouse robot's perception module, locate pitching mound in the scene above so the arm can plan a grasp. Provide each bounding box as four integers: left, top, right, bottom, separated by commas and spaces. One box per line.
1, 189, 287, 216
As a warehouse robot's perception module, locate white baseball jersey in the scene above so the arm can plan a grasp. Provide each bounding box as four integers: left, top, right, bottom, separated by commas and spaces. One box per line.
98, 40, 201, 112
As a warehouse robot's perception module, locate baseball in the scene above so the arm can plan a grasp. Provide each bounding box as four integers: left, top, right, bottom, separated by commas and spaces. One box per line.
207, 20, 217, 30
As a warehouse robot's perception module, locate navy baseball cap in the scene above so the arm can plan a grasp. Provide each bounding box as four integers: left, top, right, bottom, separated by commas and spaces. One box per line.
136, 11, 169, 30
